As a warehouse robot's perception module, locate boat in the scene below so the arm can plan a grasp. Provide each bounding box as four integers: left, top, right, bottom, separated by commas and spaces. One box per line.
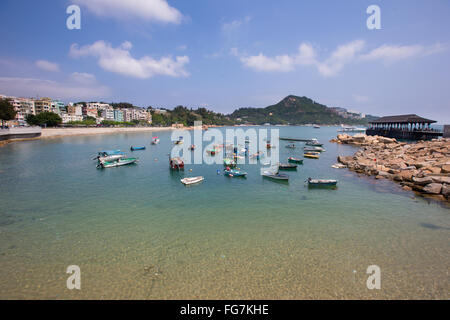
151, 137, 160, 145
97, 157, 138, 169
338, 125, 366, 132
207, 149, 216, 156
94, 150, 125, 162
266, 141, 272, 149
331, 163, 346, 169
288, 157, 304, 164
278, 163, 298, 170
304, 153, 320, 159
250, 152, 264, 160
170, 157, 185, 170
262, 170, 289, 181
189, 145, 196, 151
304, 146, 325, 152
307, 178, 338, 187
224, 168, 248, 177
130, 146, 146, 151
314, 125, 321, 129
174, 136, 184, 145
280, 137, 310, 142
181, 176, 204, 185
223, 158, 236, 167
285, 144, 296, 149
306, 139, 323, 147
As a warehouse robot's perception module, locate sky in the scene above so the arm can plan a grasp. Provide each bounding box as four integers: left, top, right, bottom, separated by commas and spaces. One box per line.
0, 0, 449, 123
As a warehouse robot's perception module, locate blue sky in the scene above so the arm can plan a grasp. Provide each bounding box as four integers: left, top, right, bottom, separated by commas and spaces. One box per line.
0, 0, 449, 123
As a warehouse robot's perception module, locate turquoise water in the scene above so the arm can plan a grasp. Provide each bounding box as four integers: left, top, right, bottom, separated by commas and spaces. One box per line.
0, 126, 448, 299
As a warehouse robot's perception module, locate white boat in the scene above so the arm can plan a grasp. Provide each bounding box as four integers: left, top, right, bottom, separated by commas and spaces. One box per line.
338, 125, 366, 132
181, 176, 204, 185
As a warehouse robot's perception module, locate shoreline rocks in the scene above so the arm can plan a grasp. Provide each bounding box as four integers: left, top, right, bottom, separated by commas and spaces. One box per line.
333, 134, 450, 203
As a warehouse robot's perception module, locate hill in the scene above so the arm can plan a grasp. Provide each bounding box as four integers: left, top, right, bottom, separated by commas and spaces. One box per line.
230, 95, 377, 125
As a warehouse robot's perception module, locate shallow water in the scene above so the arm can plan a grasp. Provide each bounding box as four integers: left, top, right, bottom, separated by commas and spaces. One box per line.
0, 126, 448, 299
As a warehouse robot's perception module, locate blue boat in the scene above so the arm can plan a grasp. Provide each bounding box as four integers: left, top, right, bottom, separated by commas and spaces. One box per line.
224, 168, 247, 177
130, 146, 146, 151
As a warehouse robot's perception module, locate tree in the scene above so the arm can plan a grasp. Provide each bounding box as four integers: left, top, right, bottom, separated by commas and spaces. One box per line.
27, 112, 62, 127
0, 99, 17, 127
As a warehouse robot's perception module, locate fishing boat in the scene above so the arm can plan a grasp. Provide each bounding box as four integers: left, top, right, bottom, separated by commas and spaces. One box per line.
151, 137, 160, 145
130, 146, 146, 151
94, 150, 125, 162
307, 178, 338, 187
304, 152, 320, 159
288, 157, 304, 164
224, 168, 248, 177
278, 163, 298, 170
223, 158, 236, 167
306, 139, 323, 147
262, 170, 289, 181
97, 157, 138, 169
285, 144, 296, 149
181, 176, 204, 185
170, 157, 185, 170
304, 146, 325, 152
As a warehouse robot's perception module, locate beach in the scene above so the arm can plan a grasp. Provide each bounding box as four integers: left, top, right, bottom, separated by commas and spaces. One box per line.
41, 126, 175, 139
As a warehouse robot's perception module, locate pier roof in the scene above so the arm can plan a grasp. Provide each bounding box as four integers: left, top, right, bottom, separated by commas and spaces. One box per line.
369, 114, 436, 124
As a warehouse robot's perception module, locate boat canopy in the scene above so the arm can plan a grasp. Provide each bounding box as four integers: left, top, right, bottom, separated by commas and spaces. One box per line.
100, 150, 125, 156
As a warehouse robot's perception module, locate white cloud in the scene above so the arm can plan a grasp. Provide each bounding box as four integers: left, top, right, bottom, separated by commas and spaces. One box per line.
70, 72, 97, 85
70, 41, 190, 79
35, 60, 60, 72
222, 16, 251, 33
0, 76, 111, 100
237, 40, 446, 77
73, 0, 183, 24
359, 43, 446, 63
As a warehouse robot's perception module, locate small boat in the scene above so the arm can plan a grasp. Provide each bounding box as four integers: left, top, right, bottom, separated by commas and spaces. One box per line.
331, 163, 346, 169
223, 158, 236, 167
314, 125, 321, 129
130, 146, 146, 151
262, 171, 289, 181
288, 157, 304, 164
181, 176, 204, 185
266, 141, 272, 149
304, 153, 320, 159
306, 139, 323, 147
207, 149, 216, 156
151, 137, 160, 145
189, 145, 196, 151
94, 150, 125, 162
97, 157, 138, 169
307, 178, 338, 187
174, 140, 184, 145
224, 168, 248, 177
304, 146, 325, 152
170, 157, 185, 170
285, 144, 296, 149
278, 163, 298, 170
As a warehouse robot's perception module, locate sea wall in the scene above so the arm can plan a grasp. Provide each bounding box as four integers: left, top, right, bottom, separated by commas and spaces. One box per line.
0, 127, 42, 141
331, 134, 450, 202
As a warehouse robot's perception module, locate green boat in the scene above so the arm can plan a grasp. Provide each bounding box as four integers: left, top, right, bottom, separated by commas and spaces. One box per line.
223, 158, 236, 167
97, 157, 138, 169
288, 157, 304, 164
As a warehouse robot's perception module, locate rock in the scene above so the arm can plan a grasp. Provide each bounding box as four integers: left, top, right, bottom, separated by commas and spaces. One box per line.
423, 183, 443, 194
412, 176, 434, 185
442, 184, 450, 198
402, 185, 412, 191
429, 176, 450, 184
441, 164, 450, 173
338, 156, 354, 165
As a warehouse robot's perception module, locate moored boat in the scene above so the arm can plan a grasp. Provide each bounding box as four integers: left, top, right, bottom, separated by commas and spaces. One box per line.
304, 152, 320, 159
262, 170, 289, 181
130, 146, 146, 151
97, 157, 138, 169
278, 163, 298, 170
306, 139, 323, 147
304, 146, 325, 152
285, 144, 296, 149
224, 168, 247, 177
170, 157, 185, 170
94, 150, 125, 162
307, 178, 338, 187
151, 137, 160, 145
223, 158, 236, 167
181, 176, 204, 185
189, 145, 196, 150
288, 157, 304, 164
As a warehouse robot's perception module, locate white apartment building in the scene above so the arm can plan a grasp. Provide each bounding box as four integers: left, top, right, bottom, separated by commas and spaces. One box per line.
101, 108, 115, 121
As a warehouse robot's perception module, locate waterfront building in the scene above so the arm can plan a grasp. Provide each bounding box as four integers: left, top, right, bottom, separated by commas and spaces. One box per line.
367, 114, 443, 140
114, 109, 124, 122
67, 105, 83, 116
101, 108, 115, 121
51, 100, 65, 115
34, 98, 52, 114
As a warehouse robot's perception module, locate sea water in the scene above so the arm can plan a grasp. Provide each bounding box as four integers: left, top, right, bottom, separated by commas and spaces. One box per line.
0, 126, 448, 299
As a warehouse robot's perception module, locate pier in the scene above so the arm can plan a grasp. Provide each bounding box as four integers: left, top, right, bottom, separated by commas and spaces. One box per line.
366, 114, 443, 140
0, 127, 42, 141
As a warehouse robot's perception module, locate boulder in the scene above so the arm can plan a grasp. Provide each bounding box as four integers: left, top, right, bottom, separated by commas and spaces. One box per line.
442, 164, 450, 174
442, 184, 450, 198
423, 183, 443, 194
412, 176, 434, 185
430, 176, 450, 184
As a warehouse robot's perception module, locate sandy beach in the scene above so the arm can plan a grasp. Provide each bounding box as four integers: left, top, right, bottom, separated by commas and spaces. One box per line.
41, 126, 176, 139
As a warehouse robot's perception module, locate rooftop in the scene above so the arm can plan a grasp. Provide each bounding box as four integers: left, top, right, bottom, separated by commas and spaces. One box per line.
369, 114, 436, 124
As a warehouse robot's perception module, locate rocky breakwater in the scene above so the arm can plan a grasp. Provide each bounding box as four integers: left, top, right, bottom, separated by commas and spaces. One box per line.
332, 134, 450, 203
